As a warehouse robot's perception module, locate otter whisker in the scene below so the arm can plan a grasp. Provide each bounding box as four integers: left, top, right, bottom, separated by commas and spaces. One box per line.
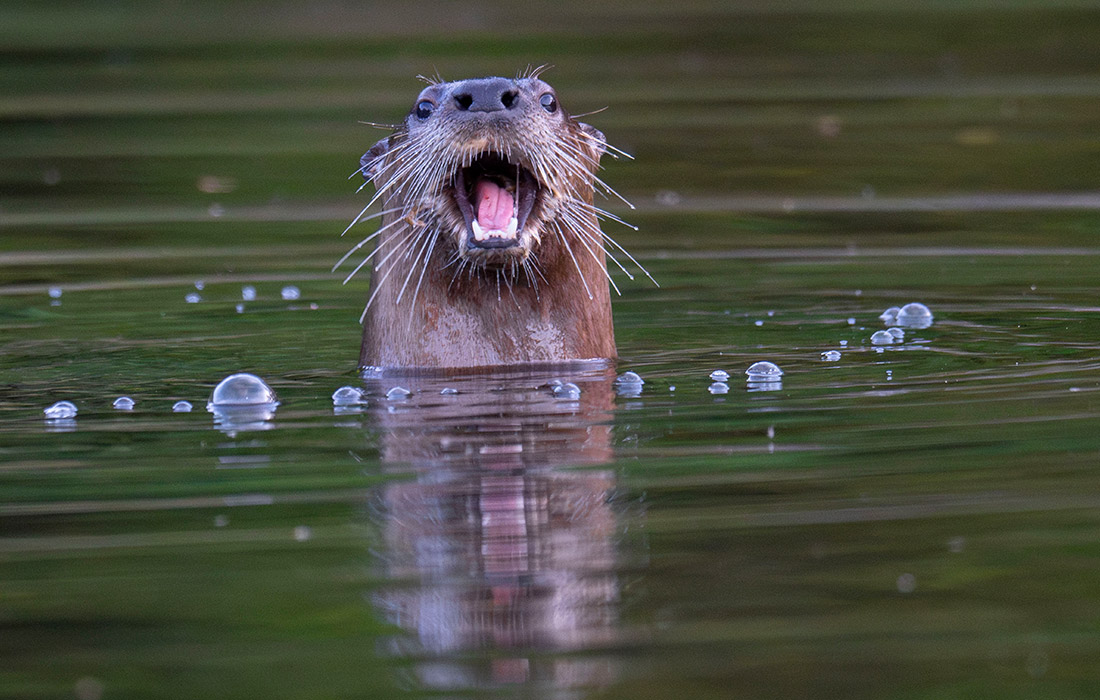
553, 223, 594, 301
344, 225, 420, 286
334, 215, 407, 271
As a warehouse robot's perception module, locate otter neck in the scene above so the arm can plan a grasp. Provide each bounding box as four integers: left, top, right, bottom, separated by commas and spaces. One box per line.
359, 211, 615, 371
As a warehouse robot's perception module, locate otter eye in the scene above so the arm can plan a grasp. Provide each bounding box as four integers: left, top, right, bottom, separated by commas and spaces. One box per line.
539, 93, 557, 113
415, 100, 435, 120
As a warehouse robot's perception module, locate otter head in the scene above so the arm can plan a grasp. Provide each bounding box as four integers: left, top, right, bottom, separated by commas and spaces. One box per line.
360, 75, 607, 273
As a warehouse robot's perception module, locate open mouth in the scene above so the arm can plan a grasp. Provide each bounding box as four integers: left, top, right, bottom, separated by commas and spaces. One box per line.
452, 153, 539, 250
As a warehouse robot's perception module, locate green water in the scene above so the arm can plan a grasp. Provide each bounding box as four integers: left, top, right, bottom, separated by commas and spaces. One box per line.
4, 2, 1100, 698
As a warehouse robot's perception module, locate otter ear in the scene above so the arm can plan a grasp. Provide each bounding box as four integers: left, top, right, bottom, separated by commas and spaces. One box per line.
577, 123, 606, 159
360, 137, 391, 181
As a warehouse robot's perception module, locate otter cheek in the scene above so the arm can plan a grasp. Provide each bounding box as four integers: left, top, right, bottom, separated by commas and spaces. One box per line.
474, 179, 517, 234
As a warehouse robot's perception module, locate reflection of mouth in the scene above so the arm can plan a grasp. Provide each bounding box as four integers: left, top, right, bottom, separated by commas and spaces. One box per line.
453, 153, 539, 251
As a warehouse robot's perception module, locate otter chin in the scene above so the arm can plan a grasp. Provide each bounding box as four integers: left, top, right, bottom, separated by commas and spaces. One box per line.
345, 72, 637, 372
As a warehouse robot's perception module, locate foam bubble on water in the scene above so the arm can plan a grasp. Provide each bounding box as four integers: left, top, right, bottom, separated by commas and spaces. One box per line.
172, 400, 193, 413
614, 371, 644, 397
385, 386, 411, 400
440, 387, 459, 395
821, 350, 842, 361
709, 369, 730, 382
44, 400, 78, 419
112, 396, 135, 410
208, 373, 278, 407
553, 382, 581, 400
332, 385, 365, 406
194, 280, 205, 291
281, 285, 300, 301
241, 285, 257, 301
896, 573, 917, 594
48, 286, 63, 299
73, 676, 104, 700
754, 320, 764, 326
871, 330, 896, 345
847, 317, 856, 325
235, 303, 245, 314
839, 340, 848, 346
886, 327, 905, 339
708, 382, 730, 395
879, 306, 900, 324
896, 302, 934, 329
745, 361, 783, 379
615, 371, 644, 386
185, 292, 201, 304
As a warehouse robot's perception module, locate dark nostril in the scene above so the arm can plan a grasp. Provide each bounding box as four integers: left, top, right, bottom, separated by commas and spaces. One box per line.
454, 93, 473, 110
501, 90, 518, 109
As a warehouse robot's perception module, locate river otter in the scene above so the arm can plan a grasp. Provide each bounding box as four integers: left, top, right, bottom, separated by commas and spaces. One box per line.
344, 73, 639, 371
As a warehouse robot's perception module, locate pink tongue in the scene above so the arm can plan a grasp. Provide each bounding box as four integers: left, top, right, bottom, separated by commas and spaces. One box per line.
475, 178, 515, 232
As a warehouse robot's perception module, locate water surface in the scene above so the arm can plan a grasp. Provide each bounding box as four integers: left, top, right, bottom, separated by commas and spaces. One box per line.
3, 2, 1100, 698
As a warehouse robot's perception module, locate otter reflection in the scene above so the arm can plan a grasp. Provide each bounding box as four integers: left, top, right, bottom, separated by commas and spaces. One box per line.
365, 366, 624, 692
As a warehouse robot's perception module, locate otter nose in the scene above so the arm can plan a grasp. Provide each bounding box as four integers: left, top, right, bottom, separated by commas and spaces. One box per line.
453, 78, 520, 112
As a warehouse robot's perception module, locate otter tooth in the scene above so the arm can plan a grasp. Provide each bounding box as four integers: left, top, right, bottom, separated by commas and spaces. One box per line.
472, 220, 486, 241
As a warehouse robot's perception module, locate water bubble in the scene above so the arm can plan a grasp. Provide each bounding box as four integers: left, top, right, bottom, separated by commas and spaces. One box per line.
709, 369, 730, 382
47, 286, 63, 299
615, 371, 644, 386
754, 320, 764, 326
235, 303, 245, 314
241, 285, 257, 301
112, 396, 135, 410
947, 536, 966, 553
821, 350, 842, 362
208, 203, 225, 218
185, 292, 201, 304
385, 386, 411, 400
614, 371, 644, 397
896, 302, 933, 329
879, 306, 900, 324
209, 373, 278, 406
293, 525, 312, 542
745, 361, 783, 379
708, 382, 729, 395
214, 514, 229, 527
871, 330, 896, 345
207, 374, 278, 434
839, 340, 848, 346
281, 285, 300, 301
669, 385, 676, 392
332, 385, 365, 406
896, 573, 917, 594
172, 400, 193, 413
440, 387, 459, 395
44, 400, 78, 419
553, 382, 581, 400
846, 317, 856, 325
886, 327, 905, 340
194, 280, 205, 291
73, 676, 104, 700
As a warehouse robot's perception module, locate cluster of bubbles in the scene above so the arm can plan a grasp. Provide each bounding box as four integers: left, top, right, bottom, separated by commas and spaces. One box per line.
549, 379, 582, 400
180, 283, 306, 308
880, 302, 933, 329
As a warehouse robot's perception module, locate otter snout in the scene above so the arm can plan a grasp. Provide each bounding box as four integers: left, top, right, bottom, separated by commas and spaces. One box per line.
451, 78, 520, 113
